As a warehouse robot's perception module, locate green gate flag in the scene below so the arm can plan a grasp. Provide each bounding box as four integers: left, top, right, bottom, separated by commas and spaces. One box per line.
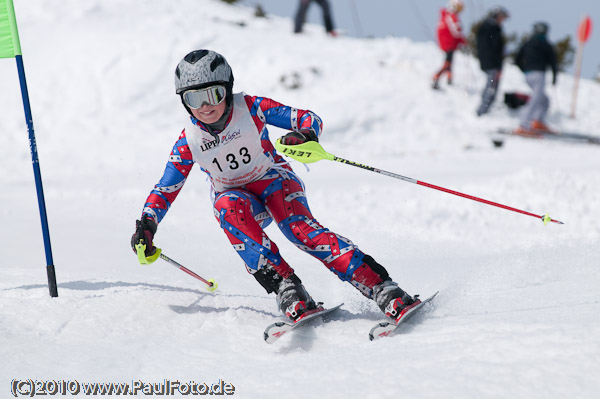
0, 0, 21, 58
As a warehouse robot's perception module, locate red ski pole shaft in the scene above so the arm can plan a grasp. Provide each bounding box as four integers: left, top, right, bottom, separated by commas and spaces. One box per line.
159, 253, 218, 291
273, 140, 564, 225
332, 156, 564, 225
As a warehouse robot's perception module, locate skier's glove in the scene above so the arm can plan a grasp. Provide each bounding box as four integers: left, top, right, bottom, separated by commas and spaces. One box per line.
280, 129, 318, 145
131, 218, 157, 257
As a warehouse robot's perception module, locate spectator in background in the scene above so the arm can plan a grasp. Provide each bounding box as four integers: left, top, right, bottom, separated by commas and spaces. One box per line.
513, 22, 558, 135
475, 7, 509, 116
432, 0, 467, 90
294, 0, 336, 37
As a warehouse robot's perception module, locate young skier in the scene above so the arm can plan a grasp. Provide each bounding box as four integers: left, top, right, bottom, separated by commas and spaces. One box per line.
131, 50, 420, 323
432, 0, 467, 90
513, 22, 558, 136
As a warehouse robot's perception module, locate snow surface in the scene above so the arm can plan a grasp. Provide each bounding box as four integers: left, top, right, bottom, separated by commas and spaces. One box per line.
1, 1, 599, 398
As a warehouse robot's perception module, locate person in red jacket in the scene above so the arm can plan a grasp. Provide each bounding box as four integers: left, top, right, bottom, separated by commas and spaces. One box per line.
432, 0, 467, 90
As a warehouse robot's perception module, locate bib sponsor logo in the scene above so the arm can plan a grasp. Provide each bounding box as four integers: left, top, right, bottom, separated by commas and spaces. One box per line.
199, 129, 241, 152
221, 129, 241, 145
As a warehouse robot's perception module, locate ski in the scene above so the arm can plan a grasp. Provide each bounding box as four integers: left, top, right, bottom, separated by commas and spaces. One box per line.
369, 291, 439, 341
494, 128, 600, 146
264, 303, 343, 344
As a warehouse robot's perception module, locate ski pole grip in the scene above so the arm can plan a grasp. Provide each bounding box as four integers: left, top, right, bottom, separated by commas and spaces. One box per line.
274, 139, 335, 163
136, 240, 148, 264
135, 239, 161, 265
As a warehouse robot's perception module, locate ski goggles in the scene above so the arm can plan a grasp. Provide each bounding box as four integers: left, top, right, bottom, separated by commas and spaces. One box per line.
182, 85, 226, 109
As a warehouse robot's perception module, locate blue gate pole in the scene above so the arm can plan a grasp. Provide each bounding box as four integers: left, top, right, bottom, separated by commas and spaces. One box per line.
15, 54, 58, 297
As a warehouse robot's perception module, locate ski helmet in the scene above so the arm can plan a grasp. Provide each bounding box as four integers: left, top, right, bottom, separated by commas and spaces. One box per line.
174, 50, 234, 98
533, 22, 549, 35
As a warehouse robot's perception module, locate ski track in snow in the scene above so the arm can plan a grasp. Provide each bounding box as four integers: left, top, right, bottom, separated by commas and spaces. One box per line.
1, 1, 599, 398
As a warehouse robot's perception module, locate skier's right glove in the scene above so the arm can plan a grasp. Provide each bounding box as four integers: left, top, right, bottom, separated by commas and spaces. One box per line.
131, 218, 159, 263
280, 129, 318, 145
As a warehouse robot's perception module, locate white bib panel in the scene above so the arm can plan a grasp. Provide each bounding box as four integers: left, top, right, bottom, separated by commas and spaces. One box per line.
186, 92, 274, 192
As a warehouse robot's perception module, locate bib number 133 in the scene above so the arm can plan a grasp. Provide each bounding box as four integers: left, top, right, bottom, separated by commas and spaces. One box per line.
212, 147, 251, 172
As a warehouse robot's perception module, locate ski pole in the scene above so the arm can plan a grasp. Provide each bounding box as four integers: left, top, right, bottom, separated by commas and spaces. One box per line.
135, 239, 218, 291
274, 139, 564, 225
159, 252, 218, 292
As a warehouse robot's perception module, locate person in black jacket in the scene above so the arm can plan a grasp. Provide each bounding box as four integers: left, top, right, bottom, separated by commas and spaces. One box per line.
475, 7, 509, 116
294, 0, 336, 36
513, 22, 558, 135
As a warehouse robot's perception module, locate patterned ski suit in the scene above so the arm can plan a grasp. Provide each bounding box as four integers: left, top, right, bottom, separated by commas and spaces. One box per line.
141, 92, 386, 297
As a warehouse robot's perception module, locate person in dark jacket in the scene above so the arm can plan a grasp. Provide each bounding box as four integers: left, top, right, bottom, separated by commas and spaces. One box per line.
475, 7, 509, 116
513, 22, 558, 135
294, 0, 336, 36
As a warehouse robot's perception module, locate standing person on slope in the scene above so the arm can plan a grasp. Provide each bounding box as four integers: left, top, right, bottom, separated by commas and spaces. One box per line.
513, 22, 558, 136
432, 0, 467, 90
131, 50, 420, 323
294, 0, 337, 37
475, 7, 509, 116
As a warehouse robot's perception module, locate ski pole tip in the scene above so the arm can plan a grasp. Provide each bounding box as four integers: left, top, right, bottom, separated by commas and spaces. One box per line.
542, 213, 564, 225
542, 213, 551, 225
206, 279, 218, 292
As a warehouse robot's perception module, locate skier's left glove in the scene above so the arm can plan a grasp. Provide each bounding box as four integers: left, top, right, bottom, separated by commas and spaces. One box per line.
131, 218, 159, 263
280, 129, 318, 145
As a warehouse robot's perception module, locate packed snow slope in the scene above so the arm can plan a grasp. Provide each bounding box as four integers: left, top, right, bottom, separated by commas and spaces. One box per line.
1, 1, 599, 398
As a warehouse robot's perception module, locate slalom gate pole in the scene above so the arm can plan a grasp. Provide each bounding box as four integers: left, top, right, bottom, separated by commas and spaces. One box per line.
1, 0, 58, 297
135, 240, 217, 291
274, 139, 564, 225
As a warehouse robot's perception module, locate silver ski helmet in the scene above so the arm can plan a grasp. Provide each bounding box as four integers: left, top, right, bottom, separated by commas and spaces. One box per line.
174, 50, 234, 108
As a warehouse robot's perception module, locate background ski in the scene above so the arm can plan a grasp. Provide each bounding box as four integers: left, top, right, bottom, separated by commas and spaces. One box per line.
264, 303, 343, 344
495, 128, 600, 145
369, 291, 439, 341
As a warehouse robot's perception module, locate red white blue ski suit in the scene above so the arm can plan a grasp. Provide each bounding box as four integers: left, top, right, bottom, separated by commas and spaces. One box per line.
141, 92, 385, 297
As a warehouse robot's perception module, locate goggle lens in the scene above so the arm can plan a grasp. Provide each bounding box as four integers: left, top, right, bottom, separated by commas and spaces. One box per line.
183, 85, 226, 109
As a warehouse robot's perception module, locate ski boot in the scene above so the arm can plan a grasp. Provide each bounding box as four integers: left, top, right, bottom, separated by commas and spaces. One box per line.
276, 275, 318, 323
513, 126, 540, 138
373, 280, 421, 323
530, 120, 556, 134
